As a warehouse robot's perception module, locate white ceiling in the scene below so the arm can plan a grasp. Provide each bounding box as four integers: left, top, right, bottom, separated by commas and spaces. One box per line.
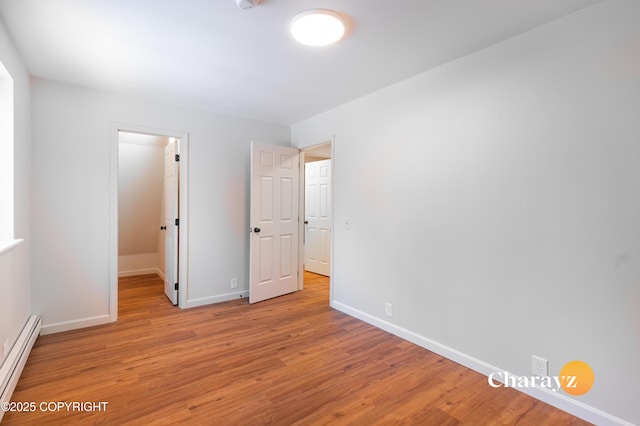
0, 0, 601, 125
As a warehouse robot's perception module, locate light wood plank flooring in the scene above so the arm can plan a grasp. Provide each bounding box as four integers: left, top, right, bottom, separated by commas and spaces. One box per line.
3, 272, 589, 425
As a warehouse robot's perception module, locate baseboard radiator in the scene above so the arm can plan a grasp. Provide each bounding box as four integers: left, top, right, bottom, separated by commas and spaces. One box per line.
0, 315, 42, 421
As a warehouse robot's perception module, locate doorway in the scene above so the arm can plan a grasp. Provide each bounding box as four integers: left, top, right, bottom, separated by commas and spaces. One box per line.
117, 132, 168, 278
109, 124, 189, 321
301, 142, 332, 292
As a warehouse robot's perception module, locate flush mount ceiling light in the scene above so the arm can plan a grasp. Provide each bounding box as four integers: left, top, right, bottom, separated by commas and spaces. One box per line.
290, 9, 346, 46
235, 0, 259, 10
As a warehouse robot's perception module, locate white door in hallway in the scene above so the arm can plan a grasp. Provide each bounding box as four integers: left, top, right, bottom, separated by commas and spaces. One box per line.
304, 159, 331, 276
250, 142, 300, 303
163, 139, 179, 305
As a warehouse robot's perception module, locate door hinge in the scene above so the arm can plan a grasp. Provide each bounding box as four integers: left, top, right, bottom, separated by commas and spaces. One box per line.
174, 282, 179, 291
175, 218, 180, 226
175, 154, 180, 162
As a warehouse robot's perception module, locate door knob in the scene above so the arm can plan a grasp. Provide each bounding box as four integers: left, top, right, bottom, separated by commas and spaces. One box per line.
253, 227, 261, 233
160, 226, 167, 230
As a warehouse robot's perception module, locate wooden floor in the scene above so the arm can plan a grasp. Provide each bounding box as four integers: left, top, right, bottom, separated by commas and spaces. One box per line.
4, 272, 589, 425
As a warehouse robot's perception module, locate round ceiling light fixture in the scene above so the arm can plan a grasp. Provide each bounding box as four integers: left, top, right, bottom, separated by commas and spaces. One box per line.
290, 9, 346, 46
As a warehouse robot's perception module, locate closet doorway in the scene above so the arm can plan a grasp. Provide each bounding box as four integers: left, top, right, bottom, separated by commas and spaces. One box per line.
110, 125, 189, 321
302, 142, 332, 284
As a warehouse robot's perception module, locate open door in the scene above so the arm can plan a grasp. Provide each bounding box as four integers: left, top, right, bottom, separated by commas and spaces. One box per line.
163, 138, 179, 305
250, 142, 300, 303
304, 159, 331, 276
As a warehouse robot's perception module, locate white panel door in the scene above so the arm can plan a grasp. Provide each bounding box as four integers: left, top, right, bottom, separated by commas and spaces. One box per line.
163, 139, 179, 305
250, 142, 300, 303
304, 159, 331, 276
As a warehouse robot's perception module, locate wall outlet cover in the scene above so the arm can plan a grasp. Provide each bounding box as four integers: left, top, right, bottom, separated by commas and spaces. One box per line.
532, 355, 549, 377
385, 303, 393, 317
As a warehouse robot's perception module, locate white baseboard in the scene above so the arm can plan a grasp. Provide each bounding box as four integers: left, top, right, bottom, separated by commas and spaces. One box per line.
331, 300, 633, 426
40, 315, 111, 335
118, 268, 163, 278
184, 290, 249, 309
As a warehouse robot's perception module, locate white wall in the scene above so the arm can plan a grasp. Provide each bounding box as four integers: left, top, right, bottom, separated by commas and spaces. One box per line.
0, 20, 31, 363
292, 1, 640, 424
0, 68, 13, 241
31, 78, 290, 331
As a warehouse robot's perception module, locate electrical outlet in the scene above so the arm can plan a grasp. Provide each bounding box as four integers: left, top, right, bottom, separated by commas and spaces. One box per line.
532, 355, 548, 377
385, 303, 393, 317
344, 217, 351, 230
230, 278, 238, 289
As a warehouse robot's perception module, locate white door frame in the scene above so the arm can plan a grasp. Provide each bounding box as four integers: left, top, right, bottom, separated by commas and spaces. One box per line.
297, 139, 334, 302
109, 123, 189, 321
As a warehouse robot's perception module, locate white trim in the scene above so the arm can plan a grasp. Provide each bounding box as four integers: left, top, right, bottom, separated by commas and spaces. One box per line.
40, 315, 110, 335
0, 238, 23, 256
297, 148, 305, 291
118, 268, 163, 278
331, 300, 633, 426
177, 135, 189, 309
185, 290, 249, 308
329, 135, 335, 303
110, 123, 190, 321
109, 125, 119, 322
